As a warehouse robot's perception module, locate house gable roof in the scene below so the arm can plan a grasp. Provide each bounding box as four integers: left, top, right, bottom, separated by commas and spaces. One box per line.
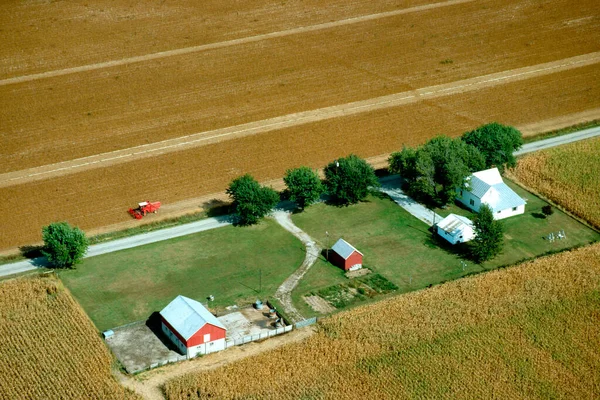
464, 168, 526, 212
160, 295, 225, 340
331, 238, 363, 259
488, 182, 526, 211
473, 168, 503, 185
437, 214, 473, 236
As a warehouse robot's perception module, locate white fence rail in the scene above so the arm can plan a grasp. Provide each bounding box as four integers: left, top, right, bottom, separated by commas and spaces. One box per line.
226, 325, 293, 348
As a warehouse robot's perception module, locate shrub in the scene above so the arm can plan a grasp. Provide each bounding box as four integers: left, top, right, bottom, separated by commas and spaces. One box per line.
542, 205, 554, 216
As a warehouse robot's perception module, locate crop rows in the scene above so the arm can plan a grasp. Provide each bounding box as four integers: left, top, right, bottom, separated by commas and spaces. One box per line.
2, 64, 600, 252
508, 137, 600, 229
164, 243, 600, 399
0, 275, 139, 400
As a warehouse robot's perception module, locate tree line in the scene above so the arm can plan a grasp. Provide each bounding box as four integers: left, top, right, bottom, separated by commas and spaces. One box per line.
41, 123, 521, 268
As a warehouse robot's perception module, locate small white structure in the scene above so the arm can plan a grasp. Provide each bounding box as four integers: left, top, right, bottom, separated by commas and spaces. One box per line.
436, 214, 475, 245
457, 167, 526, 220
160, 295, 227, 358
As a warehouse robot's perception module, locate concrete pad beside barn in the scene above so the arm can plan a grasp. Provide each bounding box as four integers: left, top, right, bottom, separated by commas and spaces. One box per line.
106, 317, 186, 374
218, 306, 279, 343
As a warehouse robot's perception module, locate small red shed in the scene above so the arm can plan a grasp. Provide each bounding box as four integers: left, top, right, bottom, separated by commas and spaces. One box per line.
160, 295, 227, 358
329, 238, 363, 271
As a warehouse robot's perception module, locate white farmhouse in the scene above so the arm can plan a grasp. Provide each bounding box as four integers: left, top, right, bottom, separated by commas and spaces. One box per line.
456, 167, 526, 220
436, 214, 475, 245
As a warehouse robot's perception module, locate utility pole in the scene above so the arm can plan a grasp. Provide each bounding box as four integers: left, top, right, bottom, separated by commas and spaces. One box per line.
326, 231, 329, 261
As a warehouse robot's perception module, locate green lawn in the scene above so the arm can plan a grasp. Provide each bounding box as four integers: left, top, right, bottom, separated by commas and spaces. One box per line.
433, 179, 600, 265
60, 219, 304, 331
292, 187, 600, 317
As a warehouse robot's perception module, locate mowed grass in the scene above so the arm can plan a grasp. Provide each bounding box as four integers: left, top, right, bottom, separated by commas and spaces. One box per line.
0, 275, 139, 400
291, 188, 599, 317
60, 219, 304, 331
163, 243, 600, 399
507, 137, 600, 229
433, 178, 600, 264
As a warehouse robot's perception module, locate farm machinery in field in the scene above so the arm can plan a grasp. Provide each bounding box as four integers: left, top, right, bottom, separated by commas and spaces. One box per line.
128, 201, 161, 219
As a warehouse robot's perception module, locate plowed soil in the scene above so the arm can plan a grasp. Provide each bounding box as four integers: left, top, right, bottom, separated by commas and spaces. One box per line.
2, 0, 598, 172
1, 0, 599, 251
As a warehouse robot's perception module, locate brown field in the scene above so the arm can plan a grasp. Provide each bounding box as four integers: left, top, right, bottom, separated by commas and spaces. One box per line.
2, 0, 599, 171
164, 243, 600, 399
508, 137, 600, 229
1, 63, 599, 250
1, 0, 600, 251
0, 0, 438, 78
0, 274, 139, 399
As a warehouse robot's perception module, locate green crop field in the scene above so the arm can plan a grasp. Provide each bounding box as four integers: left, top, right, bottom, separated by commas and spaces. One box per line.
60, 219, 304, 331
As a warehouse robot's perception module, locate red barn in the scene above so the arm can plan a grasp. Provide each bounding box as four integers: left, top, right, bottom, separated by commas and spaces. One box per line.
160, 295, 227, 357
330, 238, 363, 271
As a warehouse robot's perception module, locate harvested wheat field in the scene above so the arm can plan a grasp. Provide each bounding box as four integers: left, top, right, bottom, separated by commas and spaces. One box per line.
1, 0, 599, 251
0, 274, 139, 400
164, 243, 600, 399
508, 137, 600, 229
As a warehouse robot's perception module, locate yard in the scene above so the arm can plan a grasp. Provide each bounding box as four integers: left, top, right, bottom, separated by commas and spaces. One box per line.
292, 185, 600, 318
60, 219, 304, 332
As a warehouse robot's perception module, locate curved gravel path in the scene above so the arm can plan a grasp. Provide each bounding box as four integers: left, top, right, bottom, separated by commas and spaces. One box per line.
272, 209, 322, 323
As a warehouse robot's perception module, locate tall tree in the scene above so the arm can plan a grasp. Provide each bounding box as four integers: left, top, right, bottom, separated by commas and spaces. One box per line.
283, 166, 323, 210
42, 222, 89, 269
324, 154, 379, 205
226, 174, 279, 225
462, 122, 523, 172
471, 204, 504, 263
389, 136, 484, 206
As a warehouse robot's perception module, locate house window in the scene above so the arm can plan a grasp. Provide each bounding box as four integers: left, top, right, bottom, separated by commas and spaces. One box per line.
497, 211, 501, 214
512, 207, 517, 211
469, 199, 474, 206
203, 333, 211, 343
460, 190, 463, 196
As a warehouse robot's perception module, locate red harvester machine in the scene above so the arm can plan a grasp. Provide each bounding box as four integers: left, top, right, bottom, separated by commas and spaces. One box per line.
128, 201, 161, 219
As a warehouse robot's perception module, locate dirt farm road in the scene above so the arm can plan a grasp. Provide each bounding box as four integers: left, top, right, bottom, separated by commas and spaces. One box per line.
1, 126, 599, 279
272, 209, 322, 323
2, 52, 599, 189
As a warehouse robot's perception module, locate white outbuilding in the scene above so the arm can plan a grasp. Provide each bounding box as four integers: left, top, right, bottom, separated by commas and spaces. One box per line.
436, 214, 475, 245
456, 167, 526, 220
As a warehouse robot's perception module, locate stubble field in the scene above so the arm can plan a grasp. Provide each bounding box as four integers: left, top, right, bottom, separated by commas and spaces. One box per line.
0, 274, 139, 400
1, 0, 599, 251
164, 243, 600, 399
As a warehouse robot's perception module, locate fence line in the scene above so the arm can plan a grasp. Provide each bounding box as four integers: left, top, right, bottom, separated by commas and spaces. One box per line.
134, 319, 315, 374
226, 325, 293, 348
294, 317, 318, 329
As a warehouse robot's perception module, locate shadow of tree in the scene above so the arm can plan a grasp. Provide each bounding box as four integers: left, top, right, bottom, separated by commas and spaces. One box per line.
19, 245, 44, 259
423, 231, 473, 262
202, 199, 231, 218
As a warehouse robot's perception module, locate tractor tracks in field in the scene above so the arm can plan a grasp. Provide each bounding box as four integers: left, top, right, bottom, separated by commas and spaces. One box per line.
0, 0, 473, 87
1, 52, 599, 189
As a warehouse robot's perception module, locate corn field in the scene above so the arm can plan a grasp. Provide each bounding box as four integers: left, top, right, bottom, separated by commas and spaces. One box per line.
0, 275, 139, 400
507, 137, 600, 229
164, 243, 600, 399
